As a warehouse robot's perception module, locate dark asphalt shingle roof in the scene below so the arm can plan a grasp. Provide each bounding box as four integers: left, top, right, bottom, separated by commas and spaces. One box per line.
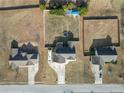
10, 42, 38, 61
56, 47, 75, 54
96, 46, 117, 55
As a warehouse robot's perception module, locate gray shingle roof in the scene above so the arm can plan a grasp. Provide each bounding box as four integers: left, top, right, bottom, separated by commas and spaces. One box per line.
96, 46, 117, 55
9, 42, 38, 61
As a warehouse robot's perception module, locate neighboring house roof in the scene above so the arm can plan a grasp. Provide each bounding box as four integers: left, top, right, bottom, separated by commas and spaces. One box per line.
92, 46, 117, 65
96, 46, 117, 55
83, 16, 119, 52
20, 42, 38, 54
55, 41, 76, 54
53, 41, 76, 63
9, 52, 28, 61
9, 42, 38, 61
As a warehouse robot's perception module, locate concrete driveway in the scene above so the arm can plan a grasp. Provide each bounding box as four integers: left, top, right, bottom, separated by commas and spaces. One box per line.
48, 61, 66, 84
28, 63, 39, 85
48, 50, 75, 84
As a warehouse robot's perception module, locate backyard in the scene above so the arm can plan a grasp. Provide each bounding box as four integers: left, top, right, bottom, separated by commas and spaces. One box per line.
45, 12, 79, 45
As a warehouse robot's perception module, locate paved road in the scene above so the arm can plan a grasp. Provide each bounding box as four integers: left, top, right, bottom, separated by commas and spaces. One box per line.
0, 85, 124, 93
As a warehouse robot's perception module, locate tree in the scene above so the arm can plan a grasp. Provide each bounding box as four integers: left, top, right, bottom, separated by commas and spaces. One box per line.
11, 40, 18, 48
62, 5, 68, 12
68, 2, 75, 9
39, 4, 45, 11
77, 6, 88, 16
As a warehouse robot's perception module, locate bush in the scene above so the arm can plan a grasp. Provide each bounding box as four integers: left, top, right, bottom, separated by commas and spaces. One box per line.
62, 5, 68, 12
49, 1, 62, 9
68, 2, 75, 9
78, 6, 88, 16
50, 8, 65, 16
39, 4, 45, 11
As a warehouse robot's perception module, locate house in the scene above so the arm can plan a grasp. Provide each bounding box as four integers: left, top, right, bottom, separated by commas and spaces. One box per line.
91, 46, 117, 84
52, 41, 76, 63
83, 16, 119, 62
47, 38, 77, 84
9, 40, 39, 69
82, 16, 120, 84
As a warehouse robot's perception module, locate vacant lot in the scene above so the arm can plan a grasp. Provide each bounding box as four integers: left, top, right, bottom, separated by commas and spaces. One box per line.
45, 12, 79, 45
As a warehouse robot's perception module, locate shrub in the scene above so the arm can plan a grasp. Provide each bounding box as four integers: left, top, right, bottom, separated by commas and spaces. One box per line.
39, 4, 45, 11
62, 5, 68, 12
78, 6, 88, 16
50, 8, 65, 16
68, 2, 75, 9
